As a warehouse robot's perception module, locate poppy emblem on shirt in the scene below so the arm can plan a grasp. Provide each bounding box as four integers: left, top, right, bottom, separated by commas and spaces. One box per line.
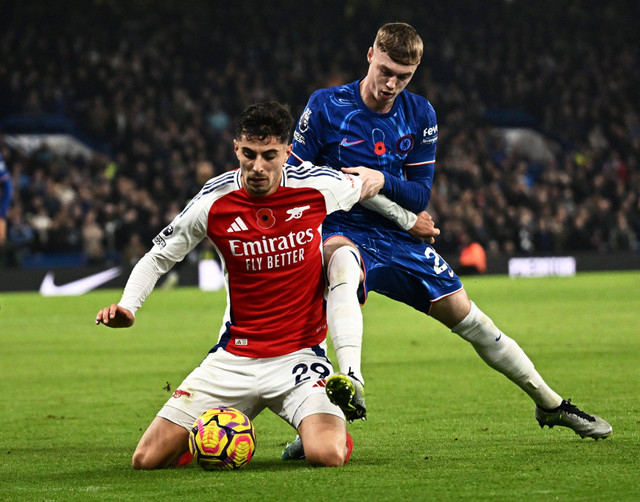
396, 135, 414, 154
256, 208, 276, 229
374, 141, 386, 155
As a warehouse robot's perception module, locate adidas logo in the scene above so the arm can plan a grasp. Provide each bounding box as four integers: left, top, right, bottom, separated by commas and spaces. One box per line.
227, 216, 249, 233
312, 378, 327, 388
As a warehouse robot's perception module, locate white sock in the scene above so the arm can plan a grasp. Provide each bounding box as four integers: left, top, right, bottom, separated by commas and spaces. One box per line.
326, 246, 364, 384
451, 301, 562, 409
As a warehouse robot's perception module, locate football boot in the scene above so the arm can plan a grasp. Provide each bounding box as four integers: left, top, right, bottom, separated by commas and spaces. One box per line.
536, 399, 612, 439
326, 372, 366, 422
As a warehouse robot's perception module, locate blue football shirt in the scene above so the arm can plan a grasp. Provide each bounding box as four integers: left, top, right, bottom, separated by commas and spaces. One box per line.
289, 79, 438, 232
289, 80, 463, 311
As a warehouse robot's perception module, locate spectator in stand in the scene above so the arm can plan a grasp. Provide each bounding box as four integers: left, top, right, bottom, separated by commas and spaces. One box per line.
0, 2, 637, 264
609, 210, 637, 251
7, 204, 34, 259
0, 151, 13, 248
82, 210, 105, 264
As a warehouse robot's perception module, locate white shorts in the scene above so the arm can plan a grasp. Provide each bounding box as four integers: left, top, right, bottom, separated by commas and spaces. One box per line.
157, 343, 344, 431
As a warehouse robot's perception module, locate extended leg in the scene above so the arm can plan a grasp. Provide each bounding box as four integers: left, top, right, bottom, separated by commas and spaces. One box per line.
431, 290, 611, 439
448, 298, 563, 408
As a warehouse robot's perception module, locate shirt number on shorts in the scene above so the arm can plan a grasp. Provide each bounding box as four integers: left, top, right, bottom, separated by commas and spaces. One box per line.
425, 247, 449, 275
292, 362, 331, 385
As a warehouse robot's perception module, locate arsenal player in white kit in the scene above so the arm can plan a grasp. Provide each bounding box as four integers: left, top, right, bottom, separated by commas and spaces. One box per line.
95, 102, 434, 469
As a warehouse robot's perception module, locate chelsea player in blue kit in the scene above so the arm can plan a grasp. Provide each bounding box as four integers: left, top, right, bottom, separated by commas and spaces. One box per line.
282, 23, 610, 459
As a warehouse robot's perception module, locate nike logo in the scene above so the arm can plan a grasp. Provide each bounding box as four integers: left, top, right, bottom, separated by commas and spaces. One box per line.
340, 137, 365, 147
495, 333, 502, 342
330, 282, 347, 291
39, 266, 122, 296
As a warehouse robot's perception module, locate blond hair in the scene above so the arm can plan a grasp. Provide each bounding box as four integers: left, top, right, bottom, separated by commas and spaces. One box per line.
374, 22, 423, 66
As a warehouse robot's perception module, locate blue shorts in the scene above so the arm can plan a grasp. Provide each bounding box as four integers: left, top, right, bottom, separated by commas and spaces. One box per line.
324, 225, 463, 315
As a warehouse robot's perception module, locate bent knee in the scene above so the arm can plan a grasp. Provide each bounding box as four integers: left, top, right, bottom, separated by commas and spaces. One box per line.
304, 444, 346, 467
132, 448, 160, 470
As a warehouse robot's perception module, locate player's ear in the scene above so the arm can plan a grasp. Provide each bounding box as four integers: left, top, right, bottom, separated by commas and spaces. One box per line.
286, 143, 293, 159
367, 47, 374, 63
233, 139, 240, 157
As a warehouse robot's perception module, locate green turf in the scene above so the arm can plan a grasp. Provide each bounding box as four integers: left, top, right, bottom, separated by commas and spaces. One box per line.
1, 271, 639, 501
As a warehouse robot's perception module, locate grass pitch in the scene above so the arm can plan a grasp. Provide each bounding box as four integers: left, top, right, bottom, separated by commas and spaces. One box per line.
1, 271, 639, 501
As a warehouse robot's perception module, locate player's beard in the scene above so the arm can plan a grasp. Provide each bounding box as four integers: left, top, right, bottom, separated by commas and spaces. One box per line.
245, 175, 274, 197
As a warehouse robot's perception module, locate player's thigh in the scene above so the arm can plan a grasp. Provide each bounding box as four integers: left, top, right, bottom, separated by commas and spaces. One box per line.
428, 288, 472, 329
132, 416, 189, 469
366, 242, 463, 314
297, 412, 347, 467
157, 350, 264, 430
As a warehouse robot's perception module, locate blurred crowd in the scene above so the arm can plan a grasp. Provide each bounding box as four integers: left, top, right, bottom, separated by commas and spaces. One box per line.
0, 0, 638, 268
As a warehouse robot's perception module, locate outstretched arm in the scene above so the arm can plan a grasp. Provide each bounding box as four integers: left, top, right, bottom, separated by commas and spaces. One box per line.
94, 252, 167, 328
94, 186, 209, 329
94, 243, 180, 328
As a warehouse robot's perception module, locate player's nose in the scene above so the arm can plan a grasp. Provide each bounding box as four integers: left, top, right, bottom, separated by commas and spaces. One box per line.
252, 156, 265, 172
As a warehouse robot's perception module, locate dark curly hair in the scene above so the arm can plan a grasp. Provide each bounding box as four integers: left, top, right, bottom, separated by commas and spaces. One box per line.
235, 102, 294, 144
